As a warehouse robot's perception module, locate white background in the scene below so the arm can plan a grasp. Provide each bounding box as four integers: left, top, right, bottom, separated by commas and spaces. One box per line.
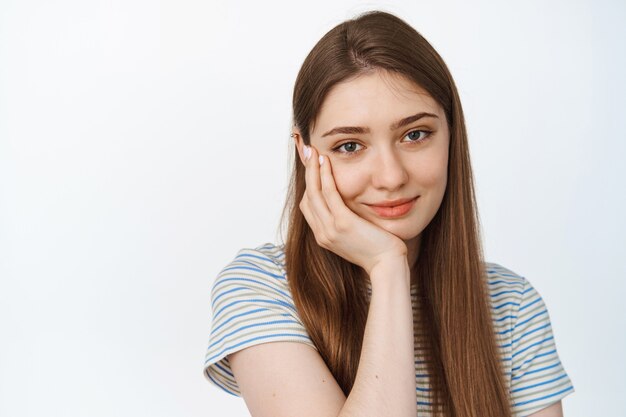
1, 1, 624, 416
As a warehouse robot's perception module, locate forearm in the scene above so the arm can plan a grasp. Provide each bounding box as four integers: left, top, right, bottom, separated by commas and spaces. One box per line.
338, 259, 416, 417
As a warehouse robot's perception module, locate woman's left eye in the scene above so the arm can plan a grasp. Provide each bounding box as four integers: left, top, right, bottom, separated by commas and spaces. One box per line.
402, 129, 432, 143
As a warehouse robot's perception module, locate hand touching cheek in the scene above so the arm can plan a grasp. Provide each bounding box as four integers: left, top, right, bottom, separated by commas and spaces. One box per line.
298, 145, 408, 277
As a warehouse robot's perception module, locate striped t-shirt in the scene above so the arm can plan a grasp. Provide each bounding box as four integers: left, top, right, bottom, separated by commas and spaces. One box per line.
203, 242, 575, 416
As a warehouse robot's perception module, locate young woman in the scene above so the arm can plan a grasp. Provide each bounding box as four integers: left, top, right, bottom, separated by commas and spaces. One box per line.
203, 10, 574, 417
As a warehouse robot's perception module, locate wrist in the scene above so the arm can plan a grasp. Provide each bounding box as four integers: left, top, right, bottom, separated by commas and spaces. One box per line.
368, 255, 411, 290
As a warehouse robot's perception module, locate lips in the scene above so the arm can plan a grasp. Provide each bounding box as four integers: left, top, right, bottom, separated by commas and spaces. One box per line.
365, 197, 419, 218
366, 197, 417, 207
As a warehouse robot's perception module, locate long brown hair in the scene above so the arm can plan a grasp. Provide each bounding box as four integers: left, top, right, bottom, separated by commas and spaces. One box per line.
278, 10, 511, 417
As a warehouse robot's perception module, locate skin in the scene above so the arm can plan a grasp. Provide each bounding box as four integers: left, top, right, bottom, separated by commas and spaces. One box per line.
530, 401, 563, 417
293, 68, 450, 277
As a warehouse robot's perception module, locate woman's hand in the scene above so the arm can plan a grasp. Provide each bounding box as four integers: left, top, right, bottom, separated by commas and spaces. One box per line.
299, 145, 408, 277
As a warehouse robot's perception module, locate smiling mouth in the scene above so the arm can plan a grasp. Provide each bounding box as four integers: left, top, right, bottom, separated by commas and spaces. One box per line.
366, 197, 419, 218
366, 197, 417, 207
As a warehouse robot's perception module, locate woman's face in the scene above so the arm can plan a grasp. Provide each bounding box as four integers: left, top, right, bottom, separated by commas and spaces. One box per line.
294, 69, 450, 257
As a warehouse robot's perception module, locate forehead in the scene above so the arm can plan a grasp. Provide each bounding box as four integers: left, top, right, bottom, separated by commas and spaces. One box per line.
312, 70, 442, 134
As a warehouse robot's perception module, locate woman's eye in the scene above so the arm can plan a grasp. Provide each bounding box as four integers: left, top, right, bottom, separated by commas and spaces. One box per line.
403, 129, 432, 143
331, 142, 364, 155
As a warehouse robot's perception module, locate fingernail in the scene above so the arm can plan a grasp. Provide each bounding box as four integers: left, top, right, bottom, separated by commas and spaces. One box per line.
304, 146, 311, 161
319, 155, 324, 165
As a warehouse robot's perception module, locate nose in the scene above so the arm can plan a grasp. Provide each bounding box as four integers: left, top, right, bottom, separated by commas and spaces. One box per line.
370, 146, 409, 191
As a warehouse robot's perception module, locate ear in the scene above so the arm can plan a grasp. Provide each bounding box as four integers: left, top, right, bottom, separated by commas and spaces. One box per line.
292, 130, 307, 165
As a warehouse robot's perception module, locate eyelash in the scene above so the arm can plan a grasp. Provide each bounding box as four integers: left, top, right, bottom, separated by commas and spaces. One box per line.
330, 129, 433, 157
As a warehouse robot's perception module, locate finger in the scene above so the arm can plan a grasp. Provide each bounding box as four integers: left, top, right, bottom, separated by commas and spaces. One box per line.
304, 145, 322, 193
300, 149, 328, 240
304, 146, 332, 224
318, 153, 351, 217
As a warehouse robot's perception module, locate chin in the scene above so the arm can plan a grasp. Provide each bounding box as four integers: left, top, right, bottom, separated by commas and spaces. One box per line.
390, 229, 422, 241
376, 220, 423, 241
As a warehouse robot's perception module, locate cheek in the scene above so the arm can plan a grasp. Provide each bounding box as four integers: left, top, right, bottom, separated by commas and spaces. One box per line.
414, 147, 449, 189
413, 160, 446, 187
330, 164, 367, 202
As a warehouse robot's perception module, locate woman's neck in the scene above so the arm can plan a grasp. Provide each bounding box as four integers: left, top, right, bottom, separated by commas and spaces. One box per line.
405, 235, 421, 283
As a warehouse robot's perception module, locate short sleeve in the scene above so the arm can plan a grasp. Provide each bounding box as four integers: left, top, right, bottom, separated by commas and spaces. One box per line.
202, 246, 317, 397
509, 277, 575, 416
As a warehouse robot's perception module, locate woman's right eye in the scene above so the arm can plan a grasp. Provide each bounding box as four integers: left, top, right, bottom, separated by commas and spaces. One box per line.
331, 142, 364, 156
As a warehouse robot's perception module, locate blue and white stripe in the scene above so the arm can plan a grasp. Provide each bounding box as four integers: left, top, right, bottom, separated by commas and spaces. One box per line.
203, 243, 574, 416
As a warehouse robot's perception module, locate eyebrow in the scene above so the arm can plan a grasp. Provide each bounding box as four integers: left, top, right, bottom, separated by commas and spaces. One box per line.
321, 112, 439, 138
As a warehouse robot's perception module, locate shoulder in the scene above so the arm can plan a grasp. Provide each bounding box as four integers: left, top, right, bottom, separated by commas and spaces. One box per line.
482, 261, 549, 335
483, 261, 528, 313
211, 242, 291, 310
208, 242, 308, 326
484, 261, 526, 285
214, 242, 287, 284
483, 261, 554, 322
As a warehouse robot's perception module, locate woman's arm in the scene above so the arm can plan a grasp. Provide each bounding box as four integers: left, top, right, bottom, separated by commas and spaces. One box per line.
528, 401, 563, 417
228, 257, 416, 417
339, 258, 416, 417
